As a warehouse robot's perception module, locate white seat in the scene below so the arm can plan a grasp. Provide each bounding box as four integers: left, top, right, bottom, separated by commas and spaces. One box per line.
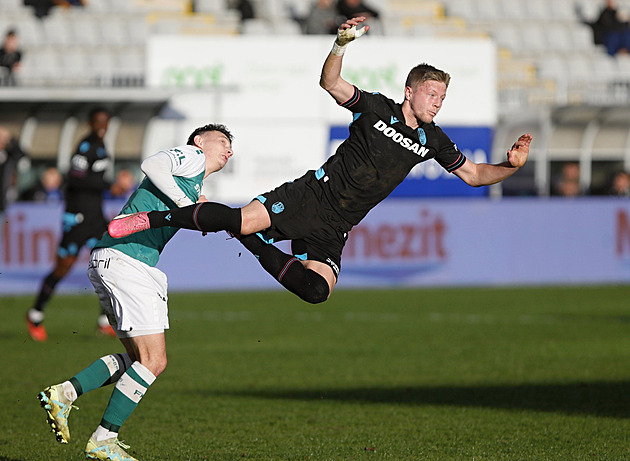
0, 0, 25, 12
591, 54, 619, 81
127, 15, 151, 45
70, 15, 101, 46
13, 16, 45, 48
526, 0, 550, 21
98, 16, 129, 46
116, 46, 145, 76
570, 25, 596, 52
499, 0, 526, 19
491, 23, 523, 51
474, 0, 502, 20
520, 23, 548, 52
566, 54, 593, 83
546, 25, 573, 53
538, 55, 567, 82
550, 0, 578, 21
257, 0, 290, 20
59, 47, 89, 82
272, 18, 302, 35
194, 0, 229, 14
241, 18, 273, 35
443, 1, 476, 20
41, 15, 72, 46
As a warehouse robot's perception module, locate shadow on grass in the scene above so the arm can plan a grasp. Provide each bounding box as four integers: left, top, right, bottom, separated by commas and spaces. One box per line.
206, 381, 630, 419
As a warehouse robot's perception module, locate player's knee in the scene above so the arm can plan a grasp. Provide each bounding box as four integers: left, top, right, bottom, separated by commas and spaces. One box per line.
300, 271, 330, 304
139, 355, 167, 377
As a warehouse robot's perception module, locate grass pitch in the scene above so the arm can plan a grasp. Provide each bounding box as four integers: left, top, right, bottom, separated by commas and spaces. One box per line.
3, 285, 630, 460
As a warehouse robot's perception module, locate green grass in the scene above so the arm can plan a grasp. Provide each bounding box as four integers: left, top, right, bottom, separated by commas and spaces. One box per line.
3, 285, 630, 460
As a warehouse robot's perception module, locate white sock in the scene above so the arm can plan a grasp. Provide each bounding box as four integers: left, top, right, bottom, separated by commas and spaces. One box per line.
61, 381, 77, 402
94, 425, 118, 442
97, 314, 111, 328
28, 308, 44, 324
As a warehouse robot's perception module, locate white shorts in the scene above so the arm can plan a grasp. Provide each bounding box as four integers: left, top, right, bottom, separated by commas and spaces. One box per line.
87, 247, 169, 338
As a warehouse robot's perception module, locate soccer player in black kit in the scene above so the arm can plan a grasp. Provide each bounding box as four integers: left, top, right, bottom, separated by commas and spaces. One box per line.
109, 16, 532, 304
27, 107, 117, 341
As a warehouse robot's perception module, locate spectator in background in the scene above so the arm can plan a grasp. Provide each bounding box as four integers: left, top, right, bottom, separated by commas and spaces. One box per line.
104, 168, 137, 201
23, 0, 55, 18
337, 0, 380, 21
26, 107, 118, 342
305, 0, 340, 35
0, 29, 22, 86
583, 0, 630, 55
607, 169, 630, 196
21, 166, 63, 202
553, 162, 585, 197
52, 0, 86, 8
229, 0, 256, 21
0, 125, 29, 215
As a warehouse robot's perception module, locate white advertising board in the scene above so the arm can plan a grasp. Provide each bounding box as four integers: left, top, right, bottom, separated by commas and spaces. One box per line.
147, 35, 497, 126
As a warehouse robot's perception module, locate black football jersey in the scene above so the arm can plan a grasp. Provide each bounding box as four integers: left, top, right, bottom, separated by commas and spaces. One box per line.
64, 132, 111, 218
317, 86, 466, 226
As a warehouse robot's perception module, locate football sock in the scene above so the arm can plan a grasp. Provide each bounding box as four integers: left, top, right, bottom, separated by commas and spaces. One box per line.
69, 353, 133, 398
148, 202, 241, 234
240, 234, 330, 304
100, 362, 156, 434
31, 272, 62, 319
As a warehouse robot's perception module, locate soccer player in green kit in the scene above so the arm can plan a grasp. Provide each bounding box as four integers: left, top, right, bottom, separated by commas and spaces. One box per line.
36, 124, 234, 460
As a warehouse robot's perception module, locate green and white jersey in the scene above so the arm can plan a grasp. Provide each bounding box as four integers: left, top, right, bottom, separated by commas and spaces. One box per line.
95, 145, 206, 267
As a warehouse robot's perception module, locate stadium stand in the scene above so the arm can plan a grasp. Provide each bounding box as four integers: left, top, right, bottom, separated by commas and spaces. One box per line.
1, 0, 630, 196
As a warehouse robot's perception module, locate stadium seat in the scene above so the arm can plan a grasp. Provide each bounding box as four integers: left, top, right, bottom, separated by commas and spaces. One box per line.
241, 18, 274, 35
546, 24, 574, 53
69, 14, 101, 46
41, 14, 73, 46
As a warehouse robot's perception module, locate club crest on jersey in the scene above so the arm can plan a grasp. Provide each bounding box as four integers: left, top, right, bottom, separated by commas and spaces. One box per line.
373, 120, 429, 157
272, 201, 285, 214
417, 128, 427, 146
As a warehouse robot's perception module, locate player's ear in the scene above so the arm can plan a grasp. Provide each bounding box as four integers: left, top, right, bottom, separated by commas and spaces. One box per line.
194, 134, 203, 148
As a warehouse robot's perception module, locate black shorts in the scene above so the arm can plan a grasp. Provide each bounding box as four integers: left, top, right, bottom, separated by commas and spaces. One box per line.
58, 212, 107, 258
255, 171, 351, 278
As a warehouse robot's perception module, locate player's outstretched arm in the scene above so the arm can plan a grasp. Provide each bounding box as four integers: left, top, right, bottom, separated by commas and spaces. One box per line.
454, 133, 532, 187
320, 16, 369, 105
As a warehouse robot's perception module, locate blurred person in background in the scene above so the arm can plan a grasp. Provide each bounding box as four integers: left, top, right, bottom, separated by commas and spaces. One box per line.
0, 29, 22, 86
337, 0, 379, 20
607, 169, 630, 196
26, 107, 123, 342
229, 0, 255, 21
0, 125, 29, 216
37, 123, 233, 461
20, 166, 63, 202
304, 0, 340, 35
580, 0, 630, 55
108, 17, 532, 306
552, 161, 586, 197
104, 169, 138, 201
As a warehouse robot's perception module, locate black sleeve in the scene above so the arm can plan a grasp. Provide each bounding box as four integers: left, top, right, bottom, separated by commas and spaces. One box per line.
433, 125, 466, 173
338, 85, 381, 114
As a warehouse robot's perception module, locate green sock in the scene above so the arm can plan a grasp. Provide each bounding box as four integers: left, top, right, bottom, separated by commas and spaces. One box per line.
100, 362, 156, 432
70, 353, 132, 397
